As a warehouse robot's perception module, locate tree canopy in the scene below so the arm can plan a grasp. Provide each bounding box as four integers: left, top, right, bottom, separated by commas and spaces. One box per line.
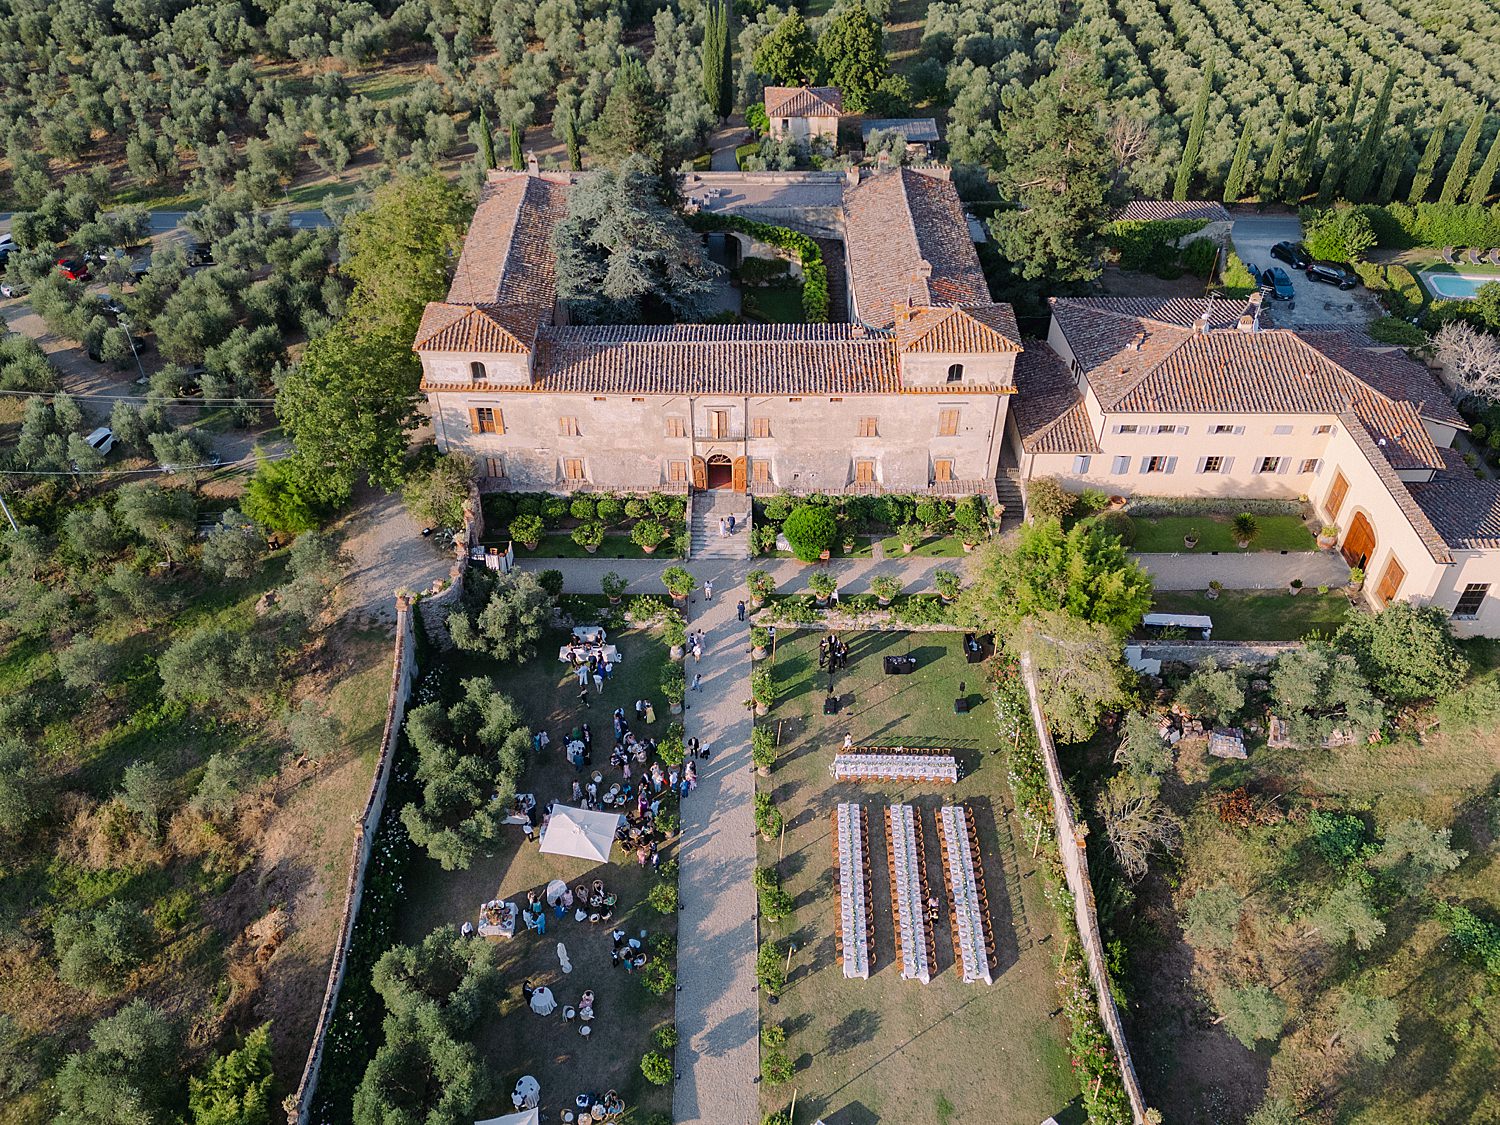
189, 1024, 274, 1125
447, 568, 552, 663
817, 7, 886, 114
1334, 601, 1468, 704
1022, 609, 1135, 742
753, 12, 822, 87
1269, 645, 1383, 747
553, 154, 723, 323
53, 1001, 179, 1125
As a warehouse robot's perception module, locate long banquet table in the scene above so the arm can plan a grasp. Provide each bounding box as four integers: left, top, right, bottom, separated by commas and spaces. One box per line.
832, 750, 959, 784
886, 804, 933, 984
938, 804, 994, 985
832, 802, 872, 980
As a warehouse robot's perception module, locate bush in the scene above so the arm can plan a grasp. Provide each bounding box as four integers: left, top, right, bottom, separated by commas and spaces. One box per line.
1105, 218, 1209, 270
751, 665, 775, 706
760, 1025, 794, 1085
641, 957, 676, 995
569, 497, 596, 522
782, 504, 837, 562
625, 498, 649, 520
595, 497, 623, 524
632, 519, 667, 550
756, 865, 794, 919
934, 569, 961, 599
756, 940, 787, 996
808, 571, 837, 597
640, 1051, 674, 1086
1094, 510, 1136, 546
509, 514, 543, 548
747, 569, 776, 600
1303, 206, 1376, 262
751, 725, 777, 771
1026, 477, 1075, 524
655, 1024, 678, 1050
661, 565, 694, 598
754, 792, 783, 838
870, 575, 901, 601
897, 521, 924, 548
752, 525, 780, 555
1221, 248, 1257, 297
601, 571, 628, 600
542, 498, 568, 524
915, 498, 949, 532
536, 569, 564, 598
661, 662, 686, 706
647, 880, 679, 914
1182, 236, 1218, 278
1368, 316, 1428, 346
54, 900, 156, 993
571, 522, 605, 549
750, 625, 771, 651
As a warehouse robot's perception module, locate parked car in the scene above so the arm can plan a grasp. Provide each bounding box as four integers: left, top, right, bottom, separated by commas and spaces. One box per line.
1258, 265, 1296, 300
1306, 260, 1359, 289
84, 427, 116, 457
56, 258, 91, 281
186, 242, 214, 268
1271, 241, 1312, 270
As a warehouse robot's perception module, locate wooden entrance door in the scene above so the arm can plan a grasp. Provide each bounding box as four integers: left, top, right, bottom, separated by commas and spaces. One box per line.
1341, 511, 1375, 569
732, 456, 747, 492
691, 456, 707, 491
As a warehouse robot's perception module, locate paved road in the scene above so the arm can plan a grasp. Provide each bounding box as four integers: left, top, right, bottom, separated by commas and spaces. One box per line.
708, 125, 751, 172
0, 209, 332, 238
673, 581, 759, 1125
1138, 550, 1348, 590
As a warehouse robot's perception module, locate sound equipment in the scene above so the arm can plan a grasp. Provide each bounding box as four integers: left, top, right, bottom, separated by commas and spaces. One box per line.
883, 655, 917, 675
953, 697, 970, 713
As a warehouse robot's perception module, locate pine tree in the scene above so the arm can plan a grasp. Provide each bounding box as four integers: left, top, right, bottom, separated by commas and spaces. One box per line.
1344, 69, 1396, 201
1223, 119, 1252, 202
1263, 103, 1293, 202
1409, 99, 1454, 202
1286, 117, 1323, 203
1466, 117, 1500, 206
477, 106, 496, 171
1376, 126, 1410, 204
1174, 57, 1215, 200
1317, 72, 1364, 206
1441, 105, 1487, 203
509, 123, 523, 171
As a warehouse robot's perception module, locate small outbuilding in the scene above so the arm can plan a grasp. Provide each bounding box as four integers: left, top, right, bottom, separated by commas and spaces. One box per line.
861, 118, 940, 160
764, 85, 844, 143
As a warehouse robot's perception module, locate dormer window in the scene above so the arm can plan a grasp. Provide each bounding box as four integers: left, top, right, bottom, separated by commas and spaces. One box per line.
470, 361, 487, 381
946, 363, 964, 383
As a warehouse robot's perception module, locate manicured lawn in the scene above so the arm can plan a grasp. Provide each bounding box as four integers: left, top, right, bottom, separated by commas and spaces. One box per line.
1150, 588, 1353, 641
742, 285, 805, 323
392, 626, 678, 1122
1126, 514, 1316, 553
511, 533, 682, 560
877, 533, 969, 558
756, 631, 1078, 1124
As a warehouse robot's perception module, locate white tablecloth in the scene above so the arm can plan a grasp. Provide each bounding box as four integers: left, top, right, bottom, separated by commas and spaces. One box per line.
832, 753, 958, 783
888, 804, 931, 984
529, 986, 556, 1015
835, 803, 871, 979
940, 806, 992, 985
559, 642, 620, 665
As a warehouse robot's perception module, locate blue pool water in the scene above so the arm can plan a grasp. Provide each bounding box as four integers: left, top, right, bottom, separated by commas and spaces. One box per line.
1422, 271, 1496, 300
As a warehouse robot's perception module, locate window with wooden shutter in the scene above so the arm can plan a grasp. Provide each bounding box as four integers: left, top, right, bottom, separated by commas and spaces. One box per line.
559, 416, 579, 437
469, 406, 502, 434
751, 417, 771, 438
563, 458, 585, 480
855, 459, 875, 483
665, 417, 685, 438
1300, 458, 1321, 474
483, 456, 505, 478
1375, 556, 1405, 605
1325, 471, 1349, 519
934, 459, 954, 483
668, 461, 687, 483
937, 408, 960, 436
708, 409, 730, 438
857, 417, 878, 438
752, 460, 771, 483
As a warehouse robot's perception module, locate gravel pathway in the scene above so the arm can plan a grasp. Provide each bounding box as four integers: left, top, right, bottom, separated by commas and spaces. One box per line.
672, 575, 759, 1124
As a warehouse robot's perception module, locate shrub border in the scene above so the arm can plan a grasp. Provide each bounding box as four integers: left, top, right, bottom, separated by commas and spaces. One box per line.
685, 211, 829, 323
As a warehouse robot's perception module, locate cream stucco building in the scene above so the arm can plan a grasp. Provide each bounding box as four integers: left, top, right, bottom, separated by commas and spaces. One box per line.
763, 86, 843, 144
1008, 295, 1500, 634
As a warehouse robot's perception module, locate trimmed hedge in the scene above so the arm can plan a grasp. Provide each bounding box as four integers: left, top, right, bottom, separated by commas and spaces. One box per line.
1105, 218, 1210, 272
686, 211, 829, 322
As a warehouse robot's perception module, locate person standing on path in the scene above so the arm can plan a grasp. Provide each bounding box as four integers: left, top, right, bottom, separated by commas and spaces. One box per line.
719, 517, 727, 538
692, 639, 702, 663
736, 600, 746, 622
691, 672, 703, 692
704, 579, 713, 601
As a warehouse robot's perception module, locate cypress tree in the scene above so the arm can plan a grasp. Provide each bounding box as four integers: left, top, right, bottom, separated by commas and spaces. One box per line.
1441, 105, 1486, 203
509, 123, 523, 171
1468, 121, 1500, 206
1343, 69, 1396, 201
1316, 72, 1364, 206
702, 2, 726, 119
1376, 126, 1410, 204
1223, 118, 1252, 202
477, 105, 496, 170
1285, 117, 1323, 204
554, 97, 582, 172
1263, 103, 1293, 202
1174, 57, 1215, 200
1409, 98, 1454, 202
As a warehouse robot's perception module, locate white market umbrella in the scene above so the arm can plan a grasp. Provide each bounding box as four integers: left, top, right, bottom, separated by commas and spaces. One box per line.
475, 1110, 540, 1125
538, 806, 622, 863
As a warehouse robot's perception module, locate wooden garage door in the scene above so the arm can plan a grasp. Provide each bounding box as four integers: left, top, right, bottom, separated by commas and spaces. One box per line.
1375, 556, 1405, 606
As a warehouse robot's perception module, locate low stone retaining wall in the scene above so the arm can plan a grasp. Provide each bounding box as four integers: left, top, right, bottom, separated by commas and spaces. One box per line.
1141, 639, 1303, 666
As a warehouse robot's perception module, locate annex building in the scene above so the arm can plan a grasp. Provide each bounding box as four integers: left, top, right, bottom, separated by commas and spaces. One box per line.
415, 165, 1021, 500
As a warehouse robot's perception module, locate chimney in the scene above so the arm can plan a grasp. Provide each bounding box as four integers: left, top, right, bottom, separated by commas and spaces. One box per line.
1237, 290, 1264, 333
525, 150, 539, 175
1193, 312, 1211, 335
893, 300, 912, 326
1127, 331, 1147, 350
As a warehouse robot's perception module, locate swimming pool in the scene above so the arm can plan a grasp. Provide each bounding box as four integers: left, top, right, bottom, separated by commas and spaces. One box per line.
1421, 270, 1500, 300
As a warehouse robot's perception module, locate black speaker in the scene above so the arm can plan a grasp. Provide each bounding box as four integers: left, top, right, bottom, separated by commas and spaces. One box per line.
953, 697, 970, 713
884, 655, 917, 675
823, 694, 841, 714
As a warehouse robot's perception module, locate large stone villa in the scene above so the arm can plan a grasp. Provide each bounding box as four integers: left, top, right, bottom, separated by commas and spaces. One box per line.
414, 164, 1500, 634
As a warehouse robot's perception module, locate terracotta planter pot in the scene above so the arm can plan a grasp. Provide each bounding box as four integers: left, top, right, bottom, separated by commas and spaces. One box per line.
902, 544, 914, 554
1237, 540, 1251, 549
962, 542, 976, 553
1317, 534, 1337, 550
754, 700, 770, 716
1184, 536, 1198, 550
751, 645, 767, 660
877, 596, 892, 607
750, 595, 766, 608
641, 544, 658, 554
584, 544, 598, 554
842, 540, 856, 554
814, 595, 829, 607
669, 701, 683, 715
756, 765, 771, 778
522, 541, 540, 551
819, 549, 831, 561
1288, 586, 1301, 596
1206, 588, 1220, 600
608, 596, 621, 605
670, 644, 685, 660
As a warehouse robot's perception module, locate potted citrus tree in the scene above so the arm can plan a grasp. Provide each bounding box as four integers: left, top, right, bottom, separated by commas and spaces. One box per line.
953, 497, 985, 551
1317, 524, 1339, 550
747, 568, 775, 606
662, 610, 687, 660
1288, 577, 1303, 596
1206, 579, 1223, 600
871, 575, 901, 607
661, 565, 694, 603
572, 521, 605, 553
750, 625, 771, 660
1347, 566, 1365, 594
809, 571, 837, 606
1183, 527, 1200, 549
662, 662, 686, 715
751, 666, 775, 716
934, 569, 961, 603
897, 522, 924, 554
601, 571, 628, 604
751, 725, 776, 775
509, 513, 543, 551
632, 518, 667, 554
1232, 512, 1259, 549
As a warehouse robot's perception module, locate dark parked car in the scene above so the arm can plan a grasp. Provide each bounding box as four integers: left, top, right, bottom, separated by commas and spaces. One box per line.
1258, 265, 1296, 301
1271, 241, 1312, 270
186, 242, 214, 268
56, 258, 91, 281
1307, 260, 1359, 289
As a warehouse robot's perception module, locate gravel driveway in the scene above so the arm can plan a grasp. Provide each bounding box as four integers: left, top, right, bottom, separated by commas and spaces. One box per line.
1230, 213, 1382, 330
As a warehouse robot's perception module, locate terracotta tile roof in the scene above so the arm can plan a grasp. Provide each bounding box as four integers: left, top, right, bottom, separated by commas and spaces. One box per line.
1340, 413, 1452, 562
414, 302, 544, 353
844, 168, 990, 330
895, 304, 1022, 354
447, 172, 569, 307
1411, 450, 1500, 549
1301, 333, 1466, 428
1011, 342, 1100, 454
1110, 200, 1232, 224
1053, 295, 1251, 332
764, 86, 844, 118
1050, 298, 1449, 471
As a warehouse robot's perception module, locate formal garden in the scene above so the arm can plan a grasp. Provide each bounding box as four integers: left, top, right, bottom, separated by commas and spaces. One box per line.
749, 492, 998, 560
750, 629, 1080, 1125
315, 571, 683, 1124
482, 491, 689, 560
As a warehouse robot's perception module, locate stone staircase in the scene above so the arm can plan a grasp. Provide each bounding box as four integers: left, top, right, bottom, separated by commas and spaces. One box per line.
995, 469, 1025, 526
689, 490, 752, 559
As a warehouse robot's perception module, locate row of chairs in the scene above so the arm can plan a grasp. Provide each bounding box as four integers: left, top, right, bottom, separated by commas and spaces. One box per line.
833, 803, 873, 980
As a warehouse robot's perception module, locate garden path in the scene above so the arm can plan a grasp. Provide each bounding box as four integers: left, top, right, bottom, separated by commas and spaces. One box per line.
533, 555, 954, 598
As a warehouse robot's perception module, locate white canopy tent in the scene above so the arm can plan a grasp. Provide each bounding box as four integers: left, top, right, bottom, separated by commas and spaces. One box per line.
538, 805, 622, 862
475, 1111, 539, 1125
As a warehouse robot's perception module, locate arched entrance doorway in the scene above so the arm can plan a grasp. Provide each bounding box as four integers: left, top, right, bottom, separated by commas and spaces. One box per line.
705, 454, 734, 489
1342, 511, 1375, 569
